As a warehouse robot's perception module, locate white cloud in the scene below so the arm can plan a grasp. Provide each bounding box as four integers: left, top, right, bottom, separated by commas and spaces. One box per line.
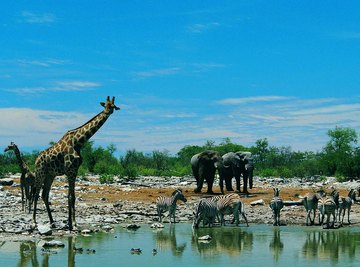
187, 22, 220, 33
133, 67, 181, 79
0, 108, 89, 147
19, 11, 56, 24
216, 96, 292, 105
17, 59, 68, 67
288, 104, 360, 116
6, 80, 100, 95
1, 96, 359, 155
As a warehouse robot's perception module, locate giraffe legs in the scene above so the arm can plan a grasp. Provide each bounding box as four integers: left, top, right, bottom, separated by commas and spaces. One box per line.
42, 182, 55, 227
67, 174, 77, 231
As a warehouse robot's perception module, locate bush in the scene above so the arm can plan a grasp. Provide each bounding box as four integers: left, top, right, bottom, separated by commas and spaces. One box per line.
99, 174, 114, 184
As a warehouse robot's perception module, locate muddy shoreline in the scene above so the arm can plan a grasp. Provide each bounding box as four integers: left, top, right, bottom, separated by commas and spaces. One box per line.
1, 174, 360, 241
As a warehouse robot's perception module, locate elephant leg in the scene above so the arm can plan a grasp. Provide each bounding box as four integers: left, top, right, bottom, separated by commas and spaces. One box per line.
194, 177, 203, 193
243, 175, 249, 194
206, 177, 214, 194
206, 169, 215, 194
225, 177, 233, 191
235, 176, 241, 192
219, 176, 225, 194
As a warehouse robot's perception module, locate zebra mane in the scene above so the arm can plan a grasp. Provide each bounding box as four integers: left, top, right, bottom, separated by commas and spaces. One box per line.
172, 189, 182, 196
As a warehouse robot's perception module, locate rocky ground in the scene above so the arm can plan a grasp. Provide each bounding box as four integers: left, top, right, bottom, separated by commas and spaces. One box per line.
1, 174, 360, 241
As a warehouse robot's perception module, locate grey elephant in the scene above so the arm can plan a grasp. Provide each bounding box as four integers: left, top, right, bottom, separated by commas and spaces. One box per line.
239, 151, 254, 194
191, 150, 223, 194
220, 151, 254, 194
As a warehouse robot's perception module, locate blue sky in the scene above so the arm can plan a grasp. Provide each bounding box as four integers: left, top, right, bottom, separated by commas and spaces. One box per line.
1, 1, 360, 155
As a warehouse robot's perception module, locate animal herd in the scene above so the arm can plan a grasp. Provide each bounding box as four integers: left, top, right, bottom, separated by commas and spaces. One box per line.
2, 96, 359, 232
156, 187, 359, 229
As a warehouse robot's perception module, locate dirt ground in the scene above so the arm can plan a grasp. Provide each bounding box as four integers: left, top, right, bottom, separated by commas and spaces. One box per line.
5, 178, 354, 205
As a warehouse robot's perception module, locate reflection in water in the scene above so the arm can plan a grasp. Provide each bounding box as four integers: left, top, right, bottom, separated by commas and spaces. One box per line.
302, 230, 358, 263
191, 227, 253, 259
2, 225, 360, 267
269, 228, 283, 263
17, 240, 39, 267
154, 225, 186, 257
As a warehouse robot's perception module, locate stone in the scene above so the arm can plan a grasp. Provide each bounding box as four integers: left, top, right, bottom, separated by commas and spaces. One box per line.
198, 235, 212, 240
125, 224, 140, 230
38, 224, 53, 236
43, 240, 65, 248
150, 223, 164, 229
0, 179, 14, 186
250, 199, 265, 206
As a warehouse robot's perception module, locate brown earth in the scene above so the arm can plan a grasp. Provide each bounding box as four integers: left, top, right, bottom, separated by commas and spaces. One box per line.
4, 178, 353, 205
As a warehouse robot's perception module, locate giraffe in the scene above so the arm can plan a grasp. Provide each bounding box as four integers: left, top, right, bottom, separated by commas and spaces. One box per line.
4, 142, 35, 213
33, 96, 120, 230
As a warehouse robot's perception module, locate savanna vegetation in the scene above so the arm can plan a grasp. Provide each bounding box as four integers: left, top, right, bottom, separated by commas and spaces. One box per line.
1, 126, 359, 182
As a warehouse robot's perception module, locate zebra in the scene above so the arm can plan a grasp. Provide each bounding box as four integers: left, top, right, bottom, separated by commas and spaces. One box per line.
211, 193, 248, 226
302, 190, 325, 226
156, 189, 187, 223
338, 189, 356, 225
192, 198, 218, 228
270, 188, 284, 226
318, 195, 337, 229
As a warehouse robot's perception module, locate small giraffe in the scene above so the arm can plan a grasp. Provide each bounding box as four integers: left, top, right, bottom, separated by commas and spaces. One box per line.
4, 142, 35, 213
33, 96, 120, 230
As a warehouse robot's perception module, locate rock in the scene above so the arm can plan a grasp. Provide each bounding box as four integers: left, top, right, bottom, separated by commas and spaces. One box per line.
81, 229, 92, 235
0, 179, 14, 186
250, 199, 265, 206
38, 224, 53, 236
104, 217, 117, 224
198, 235, 212, 240
43, 240, 65, 248
125, 224, 140, 230
102, 225, 113, 231
150, 223, 164, 229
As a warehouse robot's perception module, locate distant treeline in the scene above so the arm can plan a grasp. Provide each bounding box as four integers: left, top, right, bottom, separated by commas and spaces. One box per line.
1, 126, 359, 183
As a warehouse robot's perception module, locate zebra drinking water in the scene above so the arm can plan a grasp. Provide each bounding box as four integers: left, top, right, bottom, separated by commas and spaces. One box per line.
156, 189, 187, 223
211, 193, 248, 226
192, 198, 218, 228
270, 188, 284, 226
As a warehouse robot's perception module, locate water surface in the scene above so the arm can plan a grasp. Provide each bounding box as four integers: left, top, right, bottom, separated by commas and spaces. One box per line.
1, 224, 360, 267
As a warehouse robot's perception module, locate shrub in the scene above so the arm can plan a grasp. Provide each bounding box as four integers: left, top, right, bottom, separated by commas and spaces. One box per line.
99, 174, 114, 184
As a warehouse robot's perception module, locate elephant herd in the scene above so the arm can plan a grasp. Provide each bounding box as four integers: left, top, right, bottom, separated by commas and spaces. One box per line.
191, 150, 254, 195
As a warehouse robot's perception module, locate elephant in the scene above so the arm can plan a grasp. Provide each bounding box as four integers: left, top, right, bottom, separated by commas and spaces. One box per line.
239, 151, 254, 194
191, 150, 223, 194
219, 151, 254, 194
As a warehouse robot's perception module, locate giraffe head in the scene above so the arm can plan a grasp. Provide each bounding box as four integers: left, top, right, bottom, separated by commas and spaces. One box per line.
4, 141, 16, 152
100, 96, 120, 115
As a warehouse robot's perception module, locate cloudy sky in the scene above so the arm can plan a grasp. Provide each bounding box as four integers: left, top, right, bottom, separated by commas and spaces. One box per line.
1, 1, 360, 155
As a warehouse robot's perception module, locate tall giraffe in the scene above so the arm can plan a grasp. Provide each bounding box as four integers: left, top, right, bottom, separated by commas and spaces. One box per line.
4, 142, 35, 212
33, 96, 120, 230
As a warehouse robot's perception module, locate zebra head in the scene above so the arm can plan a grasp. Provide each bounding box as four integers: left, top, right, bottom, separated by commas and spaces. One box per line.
173, 189, 187, 203
273, 187, 281, 197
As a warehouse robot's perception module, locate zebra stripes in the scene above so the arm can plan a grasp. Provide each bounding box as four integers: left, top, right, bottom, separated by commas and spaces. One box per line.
318, 196, 337, 228
192, 198, 218, 228
156, 189, 187, 223
338, 189, 356, 225
270, 188, 284, 226
303, 190, 325, 226
192, 193, 248, 228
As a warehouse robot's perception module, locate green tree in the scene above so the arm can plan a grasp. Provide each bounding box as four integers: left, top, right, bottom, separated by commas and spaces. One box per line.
322, 126, 358, 178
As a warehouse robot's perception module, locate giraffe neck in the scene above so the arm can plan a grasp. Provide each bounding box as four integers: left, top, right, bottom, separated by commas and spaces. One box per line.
69, 110, 111, 149
12, 146, 29, 173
